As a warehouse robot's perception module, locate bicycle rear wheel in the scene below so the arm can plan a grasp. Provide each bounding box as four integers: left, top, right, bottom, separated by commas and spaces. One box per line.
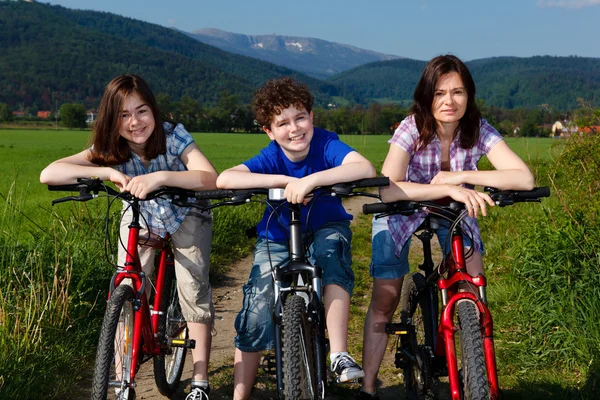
282, 294, 317, 399
91, 284, 136, 400
400, 272, 438, 400
153, 264, 187, 397
456, 300, 489, 400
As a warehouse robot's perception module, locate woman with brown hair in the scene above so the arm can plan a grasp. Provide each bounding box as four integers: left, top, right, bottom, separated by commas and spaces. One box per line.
359, 55, 534, 399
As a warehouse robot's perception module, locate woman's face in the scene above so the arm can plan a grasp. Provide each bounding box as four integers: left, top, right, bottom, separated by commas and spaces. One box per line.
118, 92, 156, 154
431, 72, 468, 128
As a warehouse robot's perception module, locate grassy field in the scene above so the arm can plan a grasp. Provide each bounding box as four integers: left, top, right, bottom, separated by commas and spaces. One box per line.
3, 128, 591, 399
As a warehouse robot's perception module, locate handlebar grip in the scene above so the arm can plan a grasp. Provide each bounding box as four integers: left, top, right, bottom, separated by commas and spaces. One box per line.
515, 186, 550, 200
350, 177, 390, 188
362, 201, 418, 215
48, 184, 88, 192
192, 189, 236, 200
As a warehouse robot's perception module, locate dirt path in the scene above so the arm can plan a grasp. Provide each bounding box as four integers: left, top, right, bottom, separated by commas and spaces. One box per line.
119, 195, 442, 399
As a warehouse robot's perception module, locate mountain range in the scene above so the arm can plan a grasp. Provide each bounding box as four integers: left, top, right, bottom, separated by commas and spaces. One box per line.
184, 28, 399, 79
1, 1, 599, 112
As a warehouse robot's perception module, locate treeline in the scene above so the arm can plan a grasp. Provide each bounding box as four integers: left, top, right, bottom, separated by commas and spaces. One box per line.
5, 95, 593, 138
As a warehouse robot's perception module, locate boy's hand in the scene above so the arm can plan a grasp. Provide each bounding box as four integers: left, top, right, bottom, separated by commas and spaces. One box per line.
124, 172, 163, 199
284, 177, 315, 204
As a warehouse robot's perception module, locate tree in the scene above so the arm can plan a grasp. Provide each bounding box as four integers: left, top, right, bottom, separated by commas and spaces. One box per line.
59, 103, 87, 128
0, 103, 12, 122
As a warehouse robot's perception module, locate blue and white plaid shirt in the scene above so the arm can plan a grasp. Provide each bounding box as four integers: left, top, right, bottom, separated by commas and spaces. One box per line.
116, 122, 195, 237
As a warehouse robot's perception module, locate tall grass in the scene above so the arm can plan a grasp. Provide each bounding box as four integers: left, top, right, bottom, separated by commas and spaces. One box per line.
0, 180, 263, 398
480, 134, 600, 396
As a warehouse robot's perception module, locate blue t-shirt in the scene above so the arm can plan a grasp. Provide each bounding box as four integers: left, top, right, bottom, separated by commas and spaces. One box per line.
243, 127, 354, 241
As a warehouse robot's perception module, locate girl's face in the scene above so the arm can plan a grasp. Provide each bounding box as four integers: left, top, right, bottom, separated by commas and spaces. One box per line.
118, 92, 155, 154
431, 72, 468, 128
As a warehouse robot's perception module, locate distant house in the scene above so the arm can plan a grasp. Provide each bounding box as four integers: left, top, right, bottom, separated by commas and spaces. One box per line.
86, 110, 97, 124
12, 111, 25, 118
579, 125, 600, 135
37, 111, 51, 119
551, 120, 578, 138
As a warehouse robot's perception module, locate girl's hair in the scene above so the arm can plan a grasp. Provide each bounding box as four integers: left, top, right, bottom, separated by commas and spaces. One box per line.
410, 55, 481, 151
252, 77, 314, 127
90, 74, 168, 165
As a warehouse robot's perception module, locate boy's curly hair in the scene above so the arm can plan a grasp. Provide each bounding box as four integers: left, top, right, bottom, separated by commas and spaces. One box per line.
252, 77, 314, 127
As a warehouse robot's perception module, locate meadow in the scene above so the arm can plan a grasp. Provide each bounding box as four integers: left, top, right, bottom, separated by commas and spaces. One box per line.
2, 129, 597, 399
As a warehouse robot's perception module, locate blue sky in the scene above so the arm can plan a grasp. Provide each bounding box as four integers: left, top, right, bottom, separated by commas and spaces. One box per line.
44, 0, 598, 61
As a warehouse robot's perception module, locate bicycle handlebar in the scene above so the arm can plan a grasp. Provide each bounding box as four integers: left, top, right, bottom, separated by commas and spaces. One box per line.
363, 186, 550, 215
48, 177, 390, 207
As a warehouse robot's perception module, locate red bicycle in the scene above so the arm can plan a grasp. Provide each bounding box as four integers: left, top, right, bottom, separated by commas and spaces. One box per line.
49, 178, 206, 400
363, 186, 550, 400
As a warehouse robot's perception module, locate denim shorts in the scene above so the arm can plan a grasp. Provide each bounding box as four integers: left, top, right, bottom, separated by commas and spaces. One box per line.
370, 216, 474, 280
234, 220, 353, 352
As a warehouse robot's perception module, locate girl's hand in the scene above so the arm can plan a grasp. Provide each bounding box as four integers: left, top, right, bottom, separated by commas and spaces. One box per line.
431, 171, 465, 186
447, 185, 494, 218
108, 169, 131, 191
124, 173, 163, 199
284, 177, 314, 204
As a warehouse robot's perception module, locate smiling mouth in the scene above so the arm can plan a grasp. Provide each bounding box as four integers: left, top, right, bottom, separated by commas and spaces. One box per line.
290, 134, 305, 141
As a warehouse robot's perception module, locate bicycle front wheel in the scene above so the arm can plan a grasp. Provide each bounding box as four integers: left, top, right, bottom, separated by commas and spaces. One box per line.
153, 264, 187, 397
91, 284, 136, 400
282, 294, 317, 400
457, 300, 489, 400
400, 272, 438, 400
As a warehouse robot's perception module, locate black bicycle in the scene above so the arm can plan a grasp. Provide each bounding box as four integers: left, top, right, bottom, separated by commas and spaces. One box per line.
180, 177, 389, 399
363, 186, 550, 400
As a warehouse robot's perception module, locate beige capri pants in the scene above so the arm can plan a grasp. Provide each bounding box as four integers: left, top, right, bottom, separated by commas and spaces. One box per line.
118, 208, 214, 324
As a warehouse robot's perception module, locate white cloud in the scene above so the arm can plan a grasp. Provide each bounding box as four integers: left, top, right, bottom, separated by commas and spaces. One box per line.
537, 0, 600, 8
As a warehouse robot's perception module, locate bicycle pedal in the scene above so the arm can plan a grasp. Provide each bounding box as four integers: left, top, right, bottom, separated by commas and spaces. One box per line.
167, 338, 196, 349
385, 322, 410, 335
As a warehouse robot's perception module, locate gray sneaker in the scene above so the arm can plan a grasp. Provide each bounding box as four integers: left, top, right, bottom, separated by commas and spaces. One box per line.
331, 354, 365, 383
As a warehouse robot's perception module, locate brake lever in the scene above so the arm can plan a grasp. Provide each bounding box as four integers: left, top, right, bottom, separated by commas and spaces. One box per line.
51, 193, 94, 206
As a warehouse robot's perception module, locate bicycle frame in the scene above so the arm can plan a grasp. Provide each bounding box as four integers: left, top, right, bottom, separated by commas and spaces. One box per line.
271, 202, 327, 398
108, 200, 178, 387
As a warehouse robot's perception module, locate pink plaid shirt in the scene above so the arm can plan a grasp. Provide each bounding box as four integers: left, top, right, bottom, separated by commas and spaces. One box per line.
387, 115, 503, 254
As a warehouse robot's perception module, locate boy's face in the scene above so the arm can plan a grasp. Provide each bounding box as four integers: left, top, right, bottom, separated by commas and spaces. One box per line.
263, 105, 314, 162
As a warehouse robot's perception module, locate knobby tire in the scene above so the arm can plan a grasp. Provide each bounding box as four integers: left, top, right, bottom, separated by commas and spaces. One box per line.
153, 263, 188, 397
457, 300, 489, 400
91, 284, 136, 400
400, 272, 438, 400
282, 294, 317, 399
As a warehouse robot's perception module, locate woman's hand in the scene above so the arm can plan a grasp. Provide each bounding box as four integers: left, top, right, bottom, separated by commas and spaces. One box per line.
124, 172, 164, 199
447, 185, 494, 218
431, 171, 465, 186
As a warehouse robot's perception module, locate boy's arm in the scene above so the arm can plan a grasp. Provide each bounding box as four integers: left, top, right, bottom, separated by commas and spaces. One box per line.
40, 149, 130, 190
284, 151, 376, 204
216, 164, 296, 189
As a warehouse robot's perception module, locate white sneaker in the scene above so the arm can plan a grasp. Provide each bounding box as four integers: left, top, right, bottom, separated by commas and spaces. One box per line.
331, 354, 365, 382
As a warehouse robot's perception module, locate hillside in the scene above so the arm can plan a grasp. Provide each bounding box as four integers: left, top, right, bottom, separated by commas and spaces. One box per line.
184, 28, 400, 79
0, 2, 337, 110
328, 56, 600, 110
